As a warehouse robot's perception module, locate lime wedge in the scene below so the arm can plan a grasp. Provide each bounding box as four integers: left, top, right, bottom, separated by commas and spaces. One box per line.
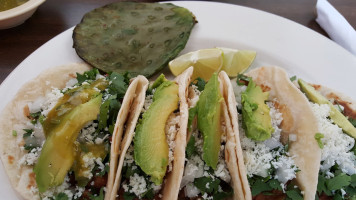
219, 47, 256, 77
169, 48, 223, 80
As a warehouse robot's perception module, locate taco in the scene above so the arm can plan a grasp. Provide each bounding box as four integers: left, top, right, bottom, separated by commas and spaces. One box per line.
178, 69, 251, 200
104, 68, 192, 200
230, 66, 321, 200
0, 63, 143, 199
296, 78, 356, 199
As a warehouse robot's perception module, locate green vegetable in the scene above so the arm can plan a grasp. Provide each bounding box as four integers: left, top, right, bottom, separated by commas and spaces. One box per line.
187, 106, 197, 132
241, 79, 274, 141
73, 2, 197, 78
237, 74, 250, 86
314, 133, 324, 149
186, 135, 197, 159
326, 173, 351, 191
54, 192, 69, 200
194, 176, 220, 194
349, 118, 356, 128
194, 77, 206, 91
76, 68, 99, 84
12, 130, 17, 136
289, 75, 297, 82
107, 72, 129, 97
196, 73, 223, 169
89, 188, 104, 200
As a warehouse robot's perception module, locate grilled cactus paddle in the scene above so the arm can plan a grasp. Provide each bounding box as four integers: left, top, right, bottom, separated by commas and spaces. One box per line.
73, 2, 197, 78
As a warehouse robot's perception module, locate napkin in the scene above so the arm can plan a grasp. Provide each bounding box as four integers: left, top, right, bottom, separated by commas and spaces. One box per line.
316, 0, 356, 55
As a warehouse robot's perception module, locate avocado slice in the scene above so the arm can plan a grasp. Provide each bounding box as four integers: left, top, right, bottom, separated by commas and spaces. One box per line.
134, 80, 179, 185
298, 79, 356, 139
34, 91, 102, 192
196, 73, 223, 169
241, 79, 274, 141
42, 79, 108, 137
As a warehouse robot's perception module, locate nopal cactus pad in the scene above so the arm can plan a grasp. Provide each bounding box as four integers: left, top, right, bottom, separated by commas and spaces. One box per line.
73, 2, 197, 78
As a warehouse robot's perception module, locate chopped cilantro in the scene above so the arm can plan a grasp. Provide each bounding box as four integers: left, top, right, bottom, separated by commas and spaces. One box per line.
188, 106, 197, 131
142, 188, 155, 199
89, 188, 104, 200
250, 178, 272, 196
286, 189, 303, 200
195, 77, 206, 91
326, 173, 351, 191
123, 192, 136, 200
284, 143, 289, 152
237, 74, 250, 86
54, 192, 69, 200
76, 68, 99, 84
194, 176, 220, 194
289, 75, 297, 82
98, 95, 115, 131
96, 164, 110, 177
186, 135, 197, 159
351, 174, 356, 187
268, 179, 283, 190
314, 133, 324, 149
12, 130, 17, 136
23, 129, 33, 138
349, 118, 356, 128
107, 72, 128, 98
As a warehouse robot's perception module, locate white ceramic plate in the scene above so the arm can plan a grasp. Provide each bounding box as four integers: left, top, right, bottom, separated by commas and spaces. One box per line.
1, 1, 356, 199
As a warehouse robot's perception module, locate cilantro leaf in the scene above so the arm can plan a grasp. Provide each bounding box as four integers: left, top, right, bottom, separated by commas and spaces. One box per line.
89, 188, 104, 200
186, 135, 197, 158
290, 76, 297, 82
123, 192, 136, 200
195, 77, 206, 91
107, 72, 128, 97
237, 74, 250, 86
98, 95, 116, 131
188, 106, 197, 131
349, 118, 356, 128
251, 179, 272, 196
194, 176, 220, 194
142, 188, 154, 199
314, 133, 324, 149
286, 189, 303, 200
23, 129, 33, 138
54, 192, 69, 200
317, 174, 328, 195
351, 174, 356, 187
268, 179, 282, 190
76, 68, 99, 84
326, 173, 351, 191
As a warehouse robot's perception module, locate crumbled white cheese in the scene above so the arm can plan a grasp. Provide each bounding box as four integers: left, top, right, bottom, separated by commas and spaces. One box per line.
78, 121, 98, 143
123, 145, 134, 167
310, 103, 356, 175
142, 94, 153, 113
42, 176, 73, 199
126, 173, 148, 197
18, 146, 42, 167
188, 85, 201, 108
40, 88, 64, 117
182, 128, 231, 197
165, 112, 180, 172
82, 152, 97, 179
231, 80, 247, 110
65, 78, 78, 87
240, 102, 298, 185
